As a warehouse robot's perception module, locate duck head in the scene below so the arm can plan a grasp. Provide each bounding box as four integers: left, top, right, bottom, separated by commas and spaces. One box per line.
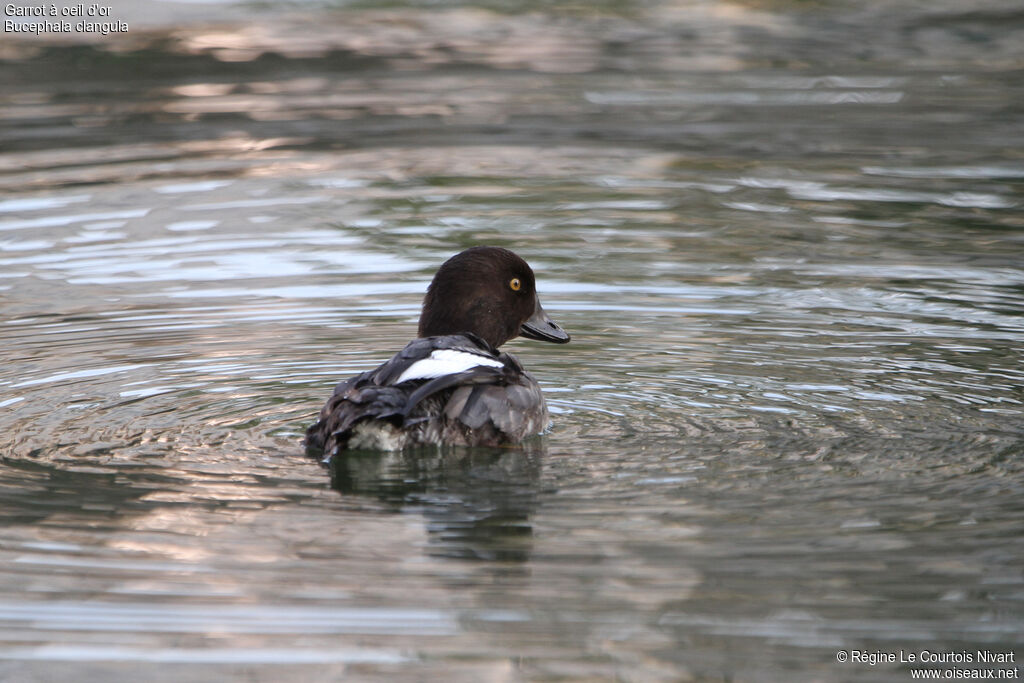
418, 246, 571, 349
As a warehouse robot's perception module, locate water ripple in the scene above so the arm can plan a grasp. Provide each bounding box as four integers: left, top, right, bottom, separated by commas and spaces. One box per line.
1, 2, 1022, 677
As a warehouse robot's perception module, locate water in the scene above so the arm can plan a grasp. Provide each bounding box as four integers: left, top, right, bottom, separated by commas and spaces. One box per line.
1, 1, 1023, 680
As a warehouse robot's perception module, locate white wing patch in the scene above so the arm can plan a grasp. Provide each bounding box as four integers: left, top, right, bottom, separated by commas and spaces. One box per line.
396, 349, 504, 384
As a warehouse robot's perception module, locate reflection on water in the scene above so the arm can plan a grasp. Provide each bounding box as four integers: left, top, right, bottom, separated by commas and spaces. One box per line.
1, 0, 1023, 680
330, 446, 542, 563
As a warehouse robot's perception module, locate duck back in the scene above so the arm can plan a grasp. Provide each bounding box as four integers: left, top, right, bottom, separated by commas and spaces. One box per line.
305, 334, 549, 456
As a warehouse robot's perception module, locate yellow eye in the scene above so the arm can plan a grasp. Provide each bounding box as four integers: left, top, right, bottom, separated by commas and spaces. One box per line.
509, 277, 521, 292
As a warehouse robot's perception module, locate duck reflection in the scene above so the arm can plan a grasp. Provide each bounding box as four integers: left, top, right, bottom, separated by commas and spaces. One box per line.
327, 442, 544, 563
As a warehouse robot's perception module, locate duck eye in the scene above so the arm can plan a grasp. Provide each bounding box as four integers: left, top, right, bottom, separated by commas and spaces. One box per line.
509, 277, 522, 292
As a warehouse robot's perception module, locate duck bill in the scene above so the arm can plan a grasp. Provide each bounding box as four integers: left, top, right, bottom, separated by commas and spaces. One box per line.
520, 299, 571, 344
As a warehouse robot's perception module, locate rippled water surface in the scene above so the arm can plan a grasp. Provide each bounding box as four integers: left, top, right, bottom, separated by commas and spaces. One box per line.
1, 1, 1023, 680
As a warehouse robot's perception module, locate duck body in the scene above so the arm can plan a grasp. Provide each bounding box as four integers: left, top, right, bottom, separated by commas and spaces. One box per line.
305, 247, 569, 456
306, 333, 548, 454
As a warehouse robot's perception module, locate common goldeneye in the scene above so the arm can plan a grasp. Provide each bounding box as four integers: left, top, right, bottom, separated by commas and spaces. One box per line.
305, 246, 570, 455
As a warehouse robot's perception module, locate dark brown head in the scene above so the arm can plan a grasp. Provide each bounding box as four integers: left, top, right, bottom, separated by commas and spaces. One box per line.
417, 246, 571, 349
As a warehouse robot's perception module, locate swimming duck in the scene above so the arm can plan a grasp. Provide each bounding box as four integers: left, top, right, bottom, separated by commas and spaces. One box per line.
305, 246, 570, 456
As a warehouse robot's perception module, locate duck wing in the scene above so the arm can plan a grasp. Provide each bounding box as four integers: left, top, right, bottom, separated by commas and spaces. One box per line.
305, 334, 514, 454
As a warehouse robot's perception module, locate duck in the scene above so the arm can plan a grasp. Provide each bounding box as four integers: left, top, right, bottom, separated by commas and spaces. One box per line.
305, 246, 570, 456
